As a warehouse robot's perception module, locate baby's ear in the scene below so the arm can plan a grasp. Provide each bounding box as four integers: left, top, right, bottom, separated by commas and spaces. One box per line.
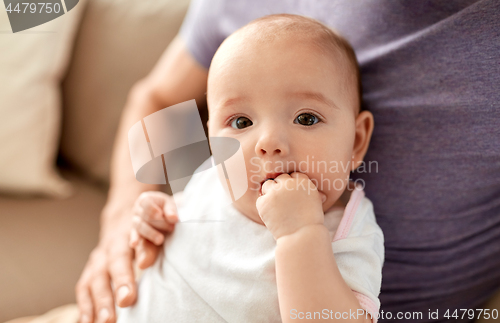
352, 111, 374, 170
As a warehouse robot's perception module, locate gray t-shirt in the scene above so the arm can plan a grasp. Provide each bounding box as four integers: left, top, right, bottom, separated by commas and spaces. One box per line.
180, 1, 500, 322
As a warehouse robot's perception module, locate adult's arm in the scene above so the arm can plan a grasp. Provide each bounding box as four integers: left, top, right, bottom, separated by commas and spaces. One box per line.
75, 35, 208, 323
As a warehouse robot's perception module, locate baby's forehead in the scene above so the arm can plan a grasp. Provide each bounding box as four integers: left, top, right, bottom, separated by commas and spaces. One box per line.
217, 23, 343, 62
208, 15, 360, 113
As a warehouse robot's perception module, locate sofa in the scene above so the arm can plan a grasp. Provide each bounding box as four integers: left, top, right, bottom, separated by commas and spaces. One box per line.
1, 0, 499, 322
0, 0, 190, 321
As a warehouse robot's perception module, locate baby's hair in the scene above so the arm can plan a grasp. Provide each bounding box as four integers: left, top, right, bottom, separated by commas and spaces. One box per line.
238, 14, 362, 112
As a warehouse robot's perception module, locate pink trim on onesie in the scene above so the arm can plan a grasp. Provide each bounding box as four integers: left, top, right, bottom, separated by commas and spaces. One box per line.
332, 185, 365, 242
352, 291, 379, 323
332, 186, 379, 323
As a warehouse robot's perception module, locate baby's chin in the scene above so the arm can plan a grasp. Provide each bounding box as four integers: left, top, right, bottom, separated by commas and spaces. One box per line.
233, 199, 264, 225
230, 189, 266, 225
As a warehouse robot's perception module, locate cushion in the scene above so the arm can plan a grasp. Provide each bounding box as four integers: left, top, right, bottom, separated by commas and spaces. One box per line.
0, 1, 84, 197
0, 170, 105, 322
60, 0, 190, 185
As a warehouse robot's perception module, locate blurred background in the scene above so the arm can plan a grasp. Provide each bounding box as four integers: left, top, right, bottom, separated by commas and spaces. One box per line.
0, 0, 191, 321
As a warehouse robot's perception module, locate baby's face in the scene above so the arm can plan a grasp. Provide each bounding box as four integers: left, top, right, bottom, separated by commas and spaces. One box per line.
207, 36, 362, 224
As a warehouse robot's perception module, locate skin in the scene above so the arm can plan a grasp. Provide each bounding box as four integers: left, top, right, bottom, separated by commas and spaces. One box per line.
75, 36, 208, 323
206, 30, 373, 226
80, 20, 373, 323
204, 28, 375, 322
134, 23, 374, 321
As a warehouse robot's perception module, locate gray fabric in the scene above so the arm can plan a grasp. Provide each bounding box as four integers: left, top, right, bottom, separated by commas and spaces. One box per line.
179, 1, 500, 322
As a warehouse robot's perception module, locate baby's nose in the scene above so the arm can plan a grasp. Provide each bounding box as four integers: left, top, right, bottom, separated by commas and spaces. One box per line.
260, 147, 282, 155
255, 131, 289, 156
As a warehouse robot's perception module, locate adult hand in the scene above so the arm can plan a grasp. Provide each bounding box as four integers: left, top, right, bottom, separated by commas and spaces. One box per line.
74, 34, 208, 323
75, 210, 135, 323
75, 193, 178, 323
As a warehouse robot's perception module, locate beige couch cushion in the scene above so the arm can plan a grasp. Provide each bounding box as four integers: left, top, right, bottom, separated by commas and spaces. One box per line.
60, 0, 190, 185
0, 171, 106, 323
0, 2, 84, 197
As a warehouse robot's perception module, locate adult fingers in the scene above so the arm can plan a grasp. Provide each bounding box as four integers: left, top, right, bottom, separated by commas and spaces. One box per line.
75, 278, 94, 323
132, 215, 165, 245
108, 242, 137, 308
76, 249, 107, 323
89, 272, 116, 323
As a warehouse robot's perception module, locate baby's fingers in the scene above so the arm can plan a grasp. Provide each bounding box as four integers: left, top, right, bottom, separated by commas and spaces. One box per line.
132, 215, 165, 246
137, 203, 167, 229
135, 192, 173, 231
129, 229, 139, 248
135, 238, 161, 270
163, 195, 179, 224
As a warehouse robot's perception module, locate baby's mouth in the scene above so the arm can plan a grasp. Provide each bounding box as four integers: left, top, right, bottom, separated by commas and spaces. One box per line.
258, 172, 287, 195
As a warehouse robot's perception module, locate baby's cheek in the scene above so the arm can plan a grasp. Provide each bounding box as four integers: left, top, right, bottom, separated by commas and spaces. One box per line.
233, 189, 264, 224
309, 172, 348, 200
248, 174, 261, 193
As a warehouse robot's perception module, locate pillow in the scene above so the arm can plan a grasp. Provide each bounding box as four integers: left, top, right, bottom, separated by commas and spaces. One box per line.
60, 0, 190, 185
0, 1, 84, 197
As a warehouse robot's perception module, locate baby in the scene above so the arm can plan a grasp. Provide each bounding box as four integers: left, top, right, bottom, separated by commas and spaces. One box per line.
119, 14, 384, 323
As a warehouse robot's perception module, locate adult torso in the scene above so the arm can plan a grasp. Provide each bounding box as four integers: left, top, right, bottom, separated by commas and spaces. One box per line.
180, 1, 500, 321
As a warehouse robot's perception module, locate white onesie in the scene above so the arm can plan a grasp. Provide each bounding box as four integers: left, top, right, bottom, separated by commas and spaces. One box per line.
117, 164, 384, 323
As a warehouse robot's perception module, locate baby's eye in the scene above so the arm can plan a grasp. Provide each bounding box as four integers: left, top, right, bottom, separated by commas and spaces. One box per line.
294, 113, 320, 126
231, 116, 253, 129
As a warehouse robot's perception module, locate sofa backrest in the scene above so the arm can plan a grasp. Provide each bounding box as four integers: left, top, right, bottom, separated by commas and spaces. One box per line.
60, 0, 191, 185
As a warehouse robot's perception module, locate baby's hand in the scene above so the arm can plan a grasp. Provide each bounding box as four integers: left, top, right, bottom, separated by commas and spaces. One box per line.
256, 172, 326, 240
129, 191, 179, 269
